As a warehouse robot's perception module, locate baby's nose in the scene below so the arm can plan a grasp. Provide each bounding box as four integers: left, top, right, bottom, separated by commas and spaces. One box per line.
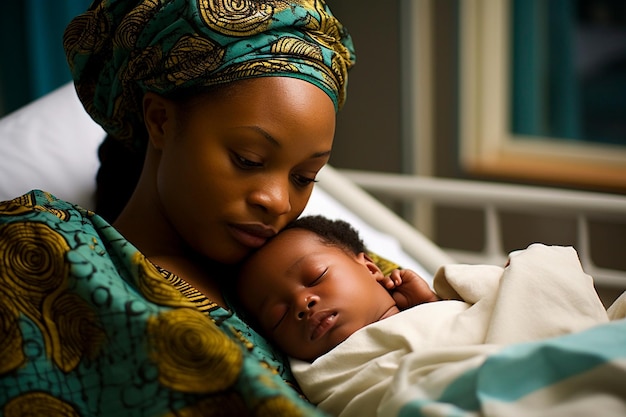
296, 296, 318, 319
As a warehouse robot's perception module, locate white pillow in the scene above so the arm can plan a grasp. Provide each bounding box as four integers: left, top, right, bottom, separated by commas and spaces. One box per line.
0, 83, 105, 209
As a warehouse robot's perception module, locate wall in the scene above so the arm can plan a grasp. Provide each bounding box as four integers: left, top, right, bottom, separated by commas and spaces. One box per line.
325, 0, 404, 173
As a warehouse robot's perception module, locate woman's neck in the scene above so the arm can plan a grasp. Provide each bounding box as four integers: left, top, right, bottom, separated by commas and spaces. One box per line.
149, 254, 227, 306
113, 164, 227, 306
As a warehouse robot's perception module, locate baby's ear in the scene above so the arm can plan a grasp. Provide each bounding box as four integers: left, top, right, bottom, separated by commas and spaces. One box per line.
358, 253, 385, 281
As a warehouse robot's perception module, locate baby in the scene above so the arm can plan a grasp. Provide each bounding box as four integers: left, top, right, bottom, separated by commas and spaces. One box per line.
236, 216, 624, 417
236, 215, 439, 362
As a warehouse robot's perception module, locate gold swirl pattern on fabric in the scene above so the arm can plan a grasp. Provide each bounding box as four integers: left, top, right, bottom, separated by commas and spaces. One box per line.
114, 0, 161, 50
0, 193, 36, 216
211, 59, 300, 84
0, 222, 105, 373
165, 34, 225, 84
205, 59, 337, 118
64, 0, 355, 146
147, 307, 243, 393
133, 252, 197, 309
0, 296, 24, 374
48, 292, 106, 371
0, 222, 69, 308
34, 205, 71, 221
63, 5, 110, 69
0, 193, 72, 221
158, 267, 220, 313
123, 45, 163, 87
62, 3, 113, 137
3, 392, 80, 417
197, 0, 287, 36
330, 51, 348, 92
309, 1, 349, 58
271, 37, 324, 62
307, 2, 353, 105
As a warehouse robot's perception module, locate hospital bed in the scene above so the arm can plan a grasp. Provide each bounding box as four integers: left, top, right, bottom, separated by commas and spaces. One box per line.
1, 83, 625, 292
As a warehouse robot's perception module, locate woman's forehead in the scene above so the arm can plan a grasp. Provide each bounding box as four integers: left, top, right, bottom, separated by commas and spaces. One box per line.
183, 78, 336, 153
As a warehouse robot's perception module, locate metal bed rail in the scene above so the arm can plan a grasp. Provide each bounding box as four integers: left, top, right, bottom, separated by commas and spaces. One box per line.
339, 169, 626, 290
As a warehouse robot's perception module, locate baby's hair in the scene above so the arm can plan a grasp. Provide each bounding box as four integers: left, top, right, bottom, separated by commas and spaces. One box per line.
234, 215, 367, 333
283, 215, 366, 255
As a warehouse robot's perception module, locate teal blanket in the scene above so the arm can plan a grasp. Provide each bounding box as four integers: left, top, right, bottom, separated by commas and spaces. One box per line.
386, 318, 626, 416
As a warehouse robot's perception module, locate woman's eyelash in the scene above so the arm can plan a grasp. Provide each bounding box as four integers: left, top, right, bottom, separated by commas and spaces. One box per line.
292, 174, 318, 187
232, 153, 262, 168
232, 152, 318, 187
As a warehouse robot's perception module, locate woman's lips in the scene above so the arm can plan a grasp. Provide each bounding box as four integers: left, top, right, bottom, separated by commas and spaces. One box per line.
308, 311, 338, 341
229, 223, 277, 248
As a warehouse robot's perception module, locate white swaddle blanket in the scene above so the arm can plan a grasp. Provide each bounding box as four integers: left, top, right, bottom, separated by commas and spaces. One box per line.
291, 244, 624, 417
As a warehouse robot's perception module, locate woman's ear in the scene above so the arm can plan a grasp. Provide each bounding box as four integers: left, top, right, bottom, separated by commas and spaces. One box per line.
357, 252, 385, 281
143, 91, 174, 150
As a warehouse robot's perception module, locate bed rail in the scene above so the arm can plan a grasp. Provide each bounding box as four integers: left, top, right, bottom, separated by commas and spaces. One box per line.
317, 166, 456, 275
338, 169, 626, 290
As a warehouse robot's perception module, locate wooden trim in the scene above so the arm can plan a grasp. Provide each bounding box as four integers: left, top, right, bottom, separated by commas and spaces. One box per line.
465, 153, 626, 193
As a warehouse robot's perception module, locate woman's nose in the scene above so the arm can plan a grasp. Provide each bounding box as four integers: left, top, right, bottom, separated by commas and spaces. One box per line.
248, 175, 291, 216
296, 295, 319, 320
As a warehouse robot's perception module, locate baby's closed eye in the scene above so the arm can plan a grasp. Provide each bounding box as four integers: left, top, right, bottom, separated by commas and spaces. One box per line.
267, 303, 288, 331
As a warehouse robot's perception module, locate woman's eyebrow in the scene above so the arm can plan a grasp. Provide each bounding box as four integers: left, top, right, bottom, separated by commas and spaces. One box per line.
241, 125, 332, 159
242, 125, 280, 147
311, 149, 332, 159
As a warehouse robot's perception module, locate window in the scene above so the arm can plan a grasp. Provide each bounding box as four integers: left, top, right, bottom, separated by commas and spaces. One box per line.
459, 0, 626, 192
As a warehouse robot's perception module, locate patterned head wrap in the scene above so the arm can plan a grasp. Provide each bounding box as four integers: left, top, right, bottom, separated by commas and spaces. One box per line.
63, 0, 355, 148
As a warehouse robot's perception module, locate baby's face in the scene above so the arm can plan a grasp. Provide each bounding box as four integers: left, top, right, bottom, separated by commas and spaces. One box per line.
238, 229, 397, 361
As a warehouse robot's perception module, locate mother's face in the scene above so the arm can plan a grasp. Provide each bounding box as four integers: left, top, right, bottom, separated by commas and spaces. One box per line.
150, 77, 336, 264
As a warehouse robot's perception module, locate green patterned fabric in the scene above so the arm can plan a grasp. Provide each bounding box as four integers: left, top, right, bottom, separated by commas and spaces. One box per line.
63, 0, 355, 149
0, 190, 327, 416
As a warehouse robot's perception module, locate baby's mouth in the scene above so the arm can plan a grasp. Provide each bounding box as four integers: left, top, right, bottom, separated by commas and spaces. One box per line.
308, 311, 338, 341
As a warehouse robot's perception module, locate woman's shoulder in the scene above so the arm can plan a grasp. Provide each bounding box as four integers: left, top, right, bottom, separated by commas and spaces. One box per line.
0, 189, 95, 223
0, 191, 320, 415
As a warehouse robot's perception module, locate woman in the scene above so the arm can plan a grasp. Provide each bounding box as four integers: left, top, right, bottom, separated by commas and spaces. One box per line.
0, 0, 355, 415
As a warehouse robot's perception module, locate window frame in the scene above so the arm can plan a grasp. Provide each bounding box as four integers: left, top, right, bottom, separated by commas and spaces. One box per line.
459, 0, 626, 193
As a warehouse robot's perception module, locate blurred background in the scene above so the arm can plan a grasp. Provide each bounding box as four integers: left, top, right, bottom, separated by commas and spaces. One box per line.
326, 0, 626, 305
0, 2, 91, 115
1, 0, 625, 302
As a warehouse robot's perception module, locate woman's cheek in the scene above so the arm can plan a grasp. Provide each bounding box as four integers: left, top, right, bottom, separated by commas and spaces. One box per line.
290, 189, 314, 218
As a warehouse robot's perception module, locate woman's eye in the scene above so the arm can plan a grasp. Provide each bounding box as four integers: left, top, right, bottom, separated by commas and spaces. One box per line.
232, 153, 262, 169
292, 174, 318, 187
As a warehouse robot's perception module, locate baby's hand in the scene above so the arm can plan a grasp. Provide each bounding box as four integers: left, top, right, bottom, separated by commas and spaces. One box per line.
379, 269, 440, 310
377, 269, 404, 290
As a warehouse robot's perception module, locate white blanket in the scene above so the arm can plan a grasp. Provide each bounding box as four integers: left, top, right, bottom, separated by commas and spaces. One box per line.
291, 244, 625, 417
